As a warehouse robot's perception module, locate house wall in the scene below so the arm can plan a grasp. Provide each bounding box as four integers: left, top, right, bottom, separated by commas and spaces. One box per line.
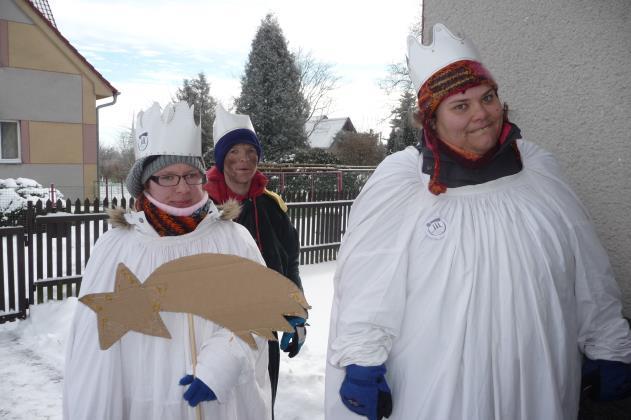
28, 122, 83, 163
0, 68, 83, 123
0, 0, 30, 24
0, 164, 88, 199
0, 0, 105, 199
82, 77, 97, 125
424, 0, 631, 314
0, 20, 9, 66
8, 21, 76, 73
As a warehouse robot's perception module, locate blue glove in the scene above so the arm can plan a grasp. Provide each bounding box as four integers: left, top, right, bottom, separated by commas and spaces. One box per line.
339, 364, 393, 420
179, 374, 217, 407
280, 316, 306, 358
582, 358, 631, 401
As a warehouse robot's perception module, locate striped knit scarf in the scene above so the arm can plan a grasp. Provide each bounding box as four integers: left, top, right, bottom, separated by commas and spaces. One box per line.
137, 194, 208, 237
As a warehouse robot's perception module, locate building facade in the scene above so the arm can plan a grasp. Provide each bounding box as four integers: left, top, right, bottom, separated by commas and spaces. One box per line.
0, 0, 117, 199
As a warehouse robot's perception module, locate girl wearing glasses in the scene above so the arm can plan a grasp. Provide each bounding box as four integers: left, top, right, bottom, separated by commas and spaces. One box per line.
64, 102, 272, 420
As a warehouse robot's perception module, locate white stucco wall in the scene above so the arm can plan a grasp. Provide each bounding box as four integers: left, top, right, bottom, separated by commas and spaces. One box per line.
425, 0, 631, 314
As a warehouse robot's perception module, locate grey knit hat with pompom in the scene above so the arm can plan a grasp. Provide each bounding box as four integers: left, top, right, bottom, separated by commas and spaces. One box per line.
125, 154, 205, 198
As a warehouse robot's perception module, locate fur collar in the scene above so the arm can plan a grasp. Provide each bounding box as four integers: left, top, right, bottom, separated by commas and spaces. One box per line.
107, 198, 241, 229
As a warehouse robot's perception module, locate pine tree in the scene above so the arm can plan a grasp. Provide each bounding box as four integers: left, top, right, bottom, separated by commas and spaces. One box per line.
235, 14, 309, 162
387, 90, 420, 154
175, 72, 217, 162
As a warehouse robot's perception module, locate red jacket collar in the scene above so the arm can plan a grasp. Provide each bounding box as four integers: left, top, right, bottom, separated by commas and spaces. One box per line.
205, 166, 268, 203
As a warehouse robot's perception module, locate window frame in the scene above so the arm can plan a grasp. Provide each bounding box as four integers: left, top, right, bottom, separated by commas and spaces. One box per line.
0, 120, 21, 163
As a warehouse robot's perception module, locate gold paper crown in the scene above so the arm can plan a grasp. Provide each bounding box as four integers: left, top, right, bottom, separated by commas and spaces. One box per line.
407, 23, 482, 94
133, 102, 201, 160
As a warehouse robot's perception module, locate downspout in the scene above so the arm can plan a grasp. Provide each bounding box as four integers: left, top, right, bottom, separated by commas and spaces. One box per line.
95, 92, 119, 198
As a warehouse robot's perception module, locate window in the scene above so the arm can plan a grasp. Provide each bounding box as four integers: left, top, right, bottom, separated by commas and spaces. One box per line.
0, 121, 20, 162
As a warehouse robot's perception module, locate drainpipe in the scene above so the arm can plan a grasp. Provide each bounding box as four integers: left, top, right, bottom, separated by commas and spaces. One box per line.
95, 92, 119, 198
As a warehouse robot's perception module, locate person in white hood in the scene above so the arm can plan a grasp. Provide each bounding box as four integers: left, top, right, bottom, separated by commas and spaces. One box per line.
63, 101, 271, 420
325, 23, 631, 420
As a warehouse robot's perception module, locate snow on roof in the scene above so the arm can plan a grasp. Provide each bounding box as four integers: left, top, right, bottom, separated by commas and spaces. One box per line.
306, 117, 354, 149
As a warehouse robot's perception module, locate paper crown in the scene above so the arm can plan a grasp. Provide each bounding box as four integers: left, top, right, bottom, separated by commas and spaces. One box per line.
133, 101, 201, 160
407, 23, 482, 94
212, 103, 256, 141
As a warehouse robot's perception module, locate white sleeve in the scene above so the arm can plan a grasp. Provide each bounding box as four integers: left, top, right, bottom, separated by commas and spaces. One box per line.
195, 328, 267, 402
328, 148, 425, 367
329, 247, 409, 367
573, 220, 631, 363
524, 140, 631, 363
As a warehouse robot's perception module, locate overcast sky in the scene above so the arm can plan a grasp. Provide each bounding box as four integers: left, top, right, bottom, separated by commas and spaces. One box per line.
50, 0, 422, 146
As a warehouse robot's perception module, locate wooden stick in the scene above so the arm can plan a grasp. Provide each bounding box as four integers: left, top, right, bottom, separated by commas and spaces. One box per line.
188, 313, 202, 420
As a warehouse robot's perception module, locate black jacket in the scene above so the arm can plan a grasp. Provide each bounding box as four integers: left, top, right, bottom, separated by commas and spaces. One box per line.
236, 192, 302, 290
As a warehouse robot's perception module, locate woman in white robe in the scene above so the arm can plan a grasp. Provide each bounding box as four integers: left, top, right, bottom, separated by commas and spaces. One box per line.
63, 102, 272, 420
325, 24, 631, 420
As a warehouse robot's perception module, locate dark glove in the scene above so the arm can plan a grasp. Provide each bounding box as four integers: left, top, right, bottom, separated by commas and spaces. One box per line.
582, 358, 631, 401
179, 374, 217, 407
339, 364, 393, 420
280, 316, 306, 358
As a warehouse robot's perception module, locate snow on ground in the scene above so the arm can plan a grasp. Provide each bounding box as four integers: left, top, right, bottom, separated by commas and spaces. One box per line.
0, 261, 336, 420
275, 262, 334, 420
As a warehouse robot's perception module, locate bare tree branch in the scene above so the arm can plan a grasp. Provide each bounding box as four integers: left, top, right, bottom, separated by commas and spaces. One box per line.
378, 16, 423, 96
378, 62, 413, 95
295, 49, 340, 136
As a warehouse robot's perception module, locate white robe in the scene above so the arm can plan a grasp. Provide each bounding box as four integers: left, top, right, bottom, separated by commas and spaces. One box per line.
325, 140, 631, 420
63, 204, 272, 420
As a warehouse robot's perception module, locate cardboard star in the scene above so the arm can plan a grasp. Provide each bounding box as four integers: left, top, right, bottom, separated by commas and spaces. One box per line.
80, 253, 310, 350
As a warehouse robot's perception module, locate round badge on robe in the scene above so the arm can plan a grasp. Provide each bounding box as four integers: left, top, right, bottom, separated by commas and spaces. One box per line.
425, 217, 447, 239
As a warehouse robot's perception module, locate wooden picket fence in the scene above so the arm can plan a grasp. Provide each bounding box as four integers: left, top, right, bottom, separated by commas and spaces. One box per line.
0, 226, 26, 322
0, 197, 353, 322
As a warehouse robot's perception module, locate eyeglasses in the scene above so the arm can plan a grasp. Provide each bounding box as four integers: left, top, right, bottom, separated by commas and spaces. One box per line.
149, 173, 206, 187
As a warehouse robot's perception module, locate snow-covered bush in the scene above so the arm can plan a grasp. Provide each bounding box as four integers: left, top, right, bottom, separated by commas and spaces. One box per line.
0, 178, 64, 224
